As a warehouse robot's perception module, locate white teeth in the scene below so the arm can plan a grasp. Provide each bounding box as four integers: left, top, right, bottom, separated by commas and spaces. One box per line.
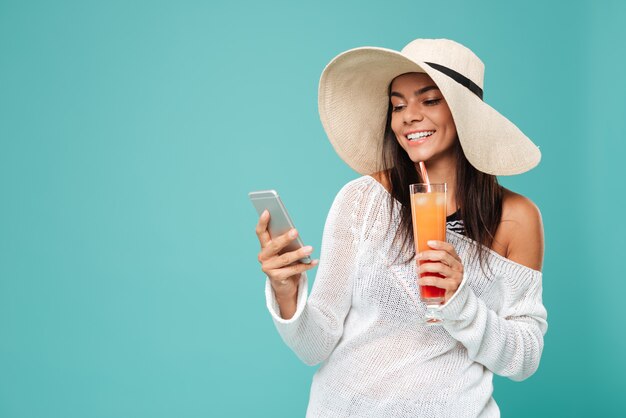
407, 131, 435, 140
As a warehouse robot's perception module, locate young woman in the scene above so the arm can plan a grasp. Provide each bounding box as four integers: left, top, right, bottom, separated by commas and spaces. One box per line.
255, 38, 547, 417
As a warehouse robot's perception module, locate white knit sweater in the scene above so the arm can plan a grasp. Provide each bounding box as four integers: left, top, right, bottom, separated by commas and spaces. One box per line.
265, 176, 548, 417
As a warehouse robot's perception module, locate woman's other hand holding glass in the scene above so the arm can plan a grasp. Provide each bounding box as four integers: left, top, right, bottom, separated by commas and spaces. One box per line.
417, 240, 464, 303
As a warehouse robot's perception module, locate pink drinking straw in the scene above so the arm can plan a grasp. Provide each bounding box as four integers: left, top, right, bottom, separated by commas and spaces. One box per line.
418, 161, 431, 192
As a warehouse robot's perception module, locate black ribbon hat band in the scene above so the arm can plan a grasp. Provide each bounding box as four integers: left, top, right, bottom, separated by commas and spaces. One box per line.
424, 62, 484, 100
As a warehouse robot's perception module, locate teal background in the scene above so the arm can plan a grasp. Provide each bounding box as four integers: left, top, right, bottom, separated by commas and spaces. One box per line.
1, 0, 624, 417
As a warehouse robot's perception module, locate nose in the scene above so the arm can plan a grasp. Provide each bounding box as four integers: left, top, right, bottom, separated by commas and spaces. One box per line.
403, 102, 423, 124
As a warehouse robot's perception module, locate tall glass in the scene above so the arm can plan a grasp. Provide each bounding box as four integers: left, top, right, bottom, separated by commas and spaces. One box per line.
409, 183, 447, 324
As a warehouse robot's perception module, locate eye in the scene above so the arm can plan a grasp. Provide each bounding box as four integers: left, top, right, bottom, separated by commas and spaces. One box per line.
424, 98, 442, 106
392, 104, 405, 112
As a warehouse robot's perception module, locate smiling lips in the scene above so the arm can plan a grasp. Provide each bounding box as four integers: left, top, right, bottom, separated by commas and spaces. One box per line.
406, 130, 435, 145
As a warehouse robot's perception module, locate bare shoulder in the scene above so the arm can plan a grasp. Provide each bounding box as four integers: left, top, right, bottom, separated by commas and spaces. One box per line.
495, 188, 545, 271
369, 170, 392, 192
501, 188, 543, 224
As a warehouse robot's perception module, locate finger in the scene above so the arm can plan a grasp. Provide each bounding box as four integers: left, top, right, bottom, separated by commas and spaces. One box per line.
263, 246, 314, 270
269, 259, 319, 281
427, 240, 462, 262
418, 261, 454, 278
263, 229, 298, 259
255, 210, 271, 247
418, 275, 460, 291
417, 250, 462, 270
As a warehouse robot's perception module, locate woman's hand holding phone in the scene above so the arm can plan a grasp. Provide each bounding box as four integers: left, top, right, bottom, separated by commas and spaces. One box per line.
256, 210, 318, 318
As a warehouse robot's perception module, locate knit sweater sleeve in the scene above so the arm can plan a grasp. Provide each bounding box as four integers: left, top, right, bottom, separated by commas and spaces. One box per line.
264, 179, 364, 366
439, 257, 548, 381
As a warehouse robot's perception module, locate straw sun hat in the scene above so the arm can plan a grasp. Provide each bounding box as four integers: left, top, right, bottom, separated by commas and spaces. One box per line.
318, 38, 541, 176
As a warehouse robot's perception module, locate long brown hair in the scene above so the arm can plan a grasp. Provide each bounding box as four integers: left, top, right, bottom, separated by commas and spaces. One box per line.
379, 93, 503, 270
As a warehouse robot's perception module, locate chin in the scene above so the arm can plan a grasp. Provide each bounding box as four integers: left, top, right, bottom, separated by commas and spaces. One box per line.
406, 150, 432, 163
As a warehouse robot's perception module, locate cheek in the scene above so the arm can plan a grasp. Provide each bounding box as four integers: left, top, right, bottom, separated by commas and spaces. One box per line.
441, 110, 456, 133
390, 116, 402, 139
444, 116, 457, 137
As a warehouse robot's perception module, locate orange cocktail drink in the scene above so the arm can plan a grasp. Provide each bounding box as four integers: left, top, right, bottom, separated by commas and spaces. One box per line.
409, 183, 447, 309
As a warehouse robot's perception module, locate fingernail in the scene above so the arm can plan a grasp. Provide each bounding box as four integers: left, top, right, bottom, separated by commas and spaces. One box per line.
416, 252, 422, 259
262, 209, 269, 218
311, 259, 319, 265
427, 240, 437, 247
303, 246, 313, 254
289, 229, 298, 238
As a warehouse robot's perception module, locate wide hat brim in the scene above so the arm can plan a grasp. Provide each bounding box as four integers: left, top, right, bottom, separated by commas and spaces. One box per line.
318, 46, 541, 175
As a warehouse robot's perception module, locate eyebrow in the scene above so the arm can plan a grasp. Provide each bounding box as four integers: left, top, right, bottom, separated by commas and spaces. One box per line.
390, 85, 440, 99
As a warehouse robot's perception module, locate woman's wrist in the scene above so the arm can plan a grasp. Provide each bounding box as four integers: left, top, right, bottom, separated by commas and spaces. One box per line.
274, 284, 298, 302
275, 291, 298, 319
272, 277, 299, 319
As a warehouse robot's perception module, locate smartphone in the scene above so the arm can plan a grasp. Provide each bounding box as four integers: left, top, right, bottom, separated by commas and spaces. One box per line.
249, 190, 312, 264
